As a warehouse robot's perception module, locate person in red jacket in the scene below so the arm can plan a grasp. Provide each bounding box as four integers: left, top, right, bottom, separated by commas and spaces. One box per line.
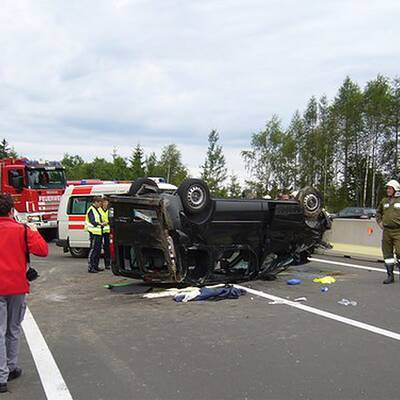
0, 194, 48, 393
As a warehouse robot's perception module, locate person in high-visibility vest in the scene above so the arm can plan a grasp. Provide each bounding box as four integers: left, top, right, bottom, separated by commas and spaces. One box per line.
99, 198, 111, 270
85, 197, 105, 273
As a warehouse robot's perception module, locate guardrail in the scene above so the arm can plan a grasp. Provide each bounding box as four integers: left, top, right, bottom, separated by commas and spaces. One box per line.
320, 218, 383, 261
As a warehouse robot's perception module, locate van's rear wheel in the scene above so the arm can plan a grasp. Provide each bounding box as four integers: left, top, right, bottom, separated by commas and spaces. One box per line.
70, 247, 89, 258
128, 178, 158, 196
296, 186, 323, 219
178, 179, 211, 214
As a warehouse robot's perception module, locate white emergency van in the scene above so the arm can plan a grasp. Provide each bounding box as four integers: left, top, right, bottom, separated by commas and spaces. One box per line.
56, 180, 177, 257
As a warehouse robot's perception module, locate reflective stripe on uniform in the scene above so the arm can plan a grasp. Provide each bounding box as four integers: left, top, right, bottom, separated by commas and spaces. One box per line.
384, 258, 396, 265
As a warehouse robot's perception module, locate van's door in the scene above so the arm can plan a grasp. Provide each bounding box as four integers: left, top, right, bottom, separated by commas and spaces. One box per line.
67, 196, 91, 248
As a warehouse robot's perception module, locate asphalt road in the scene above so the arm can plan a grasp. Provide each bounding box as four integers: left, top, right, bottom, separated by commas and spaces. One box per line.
4, 245, 400, 400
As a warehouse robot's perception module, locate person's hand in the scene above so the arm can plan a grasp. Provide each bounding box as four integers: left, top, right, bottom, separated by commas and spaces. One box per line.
28, 223, 38, 232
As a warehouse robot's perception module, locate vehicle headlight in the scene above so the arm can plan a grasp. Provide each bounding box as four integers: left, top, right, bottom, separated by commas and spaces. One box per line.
27, 216, 41, 223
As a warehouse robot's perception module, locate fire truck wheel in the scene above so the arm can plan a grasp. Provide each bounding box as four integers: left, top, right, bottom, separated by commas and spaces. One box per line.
70, 247, 90, 258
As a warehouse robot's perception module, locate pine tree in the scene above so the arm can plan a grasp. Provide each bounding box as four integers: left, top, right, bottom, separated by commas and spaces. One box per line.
145, 152, 160, 177
200, 130, 228, 196
227, 173, 242, 198
129, 144, 145, 179
0, 139, 17, 159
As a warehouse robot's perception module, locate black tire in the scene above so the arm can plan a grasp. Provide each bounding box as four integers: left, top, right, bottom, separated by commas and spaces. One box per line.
177, 179, 211, 214
70, 247, 90, 258
128, 178, 158, 196
296, 186, 323, 219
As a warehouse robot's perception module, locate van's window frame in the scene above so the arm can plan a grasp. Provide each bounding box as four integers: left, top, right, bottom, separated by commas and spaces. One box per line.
67, 196, 93, 215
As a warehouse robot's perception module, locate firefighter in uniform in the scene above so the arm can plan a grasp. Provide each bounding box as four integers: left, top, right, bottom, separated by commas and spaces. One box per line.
99, 198, 111, 270
85, 197, 105, 273
376, 180, 400, 284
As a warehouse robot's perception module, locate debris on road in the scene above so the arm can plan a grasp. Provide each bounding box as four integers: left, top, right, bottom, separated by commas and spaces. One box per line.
294, 297, 307, 302
268, 300, 287, 305
287, 279, 302, 285
313, 276, 336, 284
143, 284, 226, 299
320, 286, 329, 293
174, 288, 201, 302
338, 298, 358, 306
174, 285, 246, 302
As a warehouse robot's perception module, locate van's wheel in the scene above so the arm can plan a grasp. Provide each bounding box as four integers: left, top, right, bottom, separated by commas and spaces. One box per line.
128, 177, 158, 196
70, 248, 89, 258
178, 179, 211, 214
296, 186, 323, 220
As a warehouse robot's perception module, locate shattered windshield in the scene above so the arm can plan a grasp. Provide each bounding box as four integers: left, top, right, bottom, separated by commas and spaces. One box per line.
27, 169, 66, 189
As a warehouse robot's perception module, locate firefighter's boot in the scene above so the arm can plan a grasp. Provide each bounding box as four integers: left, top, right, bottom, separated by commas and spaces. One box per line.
383, 263, 395, 284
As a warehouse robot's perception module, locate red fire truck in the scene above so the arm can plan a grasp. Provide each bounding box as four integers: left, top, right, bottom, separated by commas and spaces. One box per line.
0, 158, 67, 230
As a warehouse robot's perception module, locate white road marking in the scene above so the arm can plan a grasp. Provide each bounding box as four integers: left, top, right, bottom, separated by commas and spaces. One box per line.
235, 285, 400, 342
22, 307, 73, 400
309, 257, 399, 275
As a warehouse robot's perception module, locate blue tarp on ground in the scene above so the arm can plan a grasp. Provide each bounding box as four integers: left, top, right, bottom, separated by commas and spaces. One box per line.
174, 285, 246, 302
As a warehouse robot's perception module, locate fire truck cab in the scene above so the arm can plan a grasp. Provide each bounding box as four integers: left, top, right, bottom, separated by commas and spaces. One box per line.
57, 179, 177, 257
0, 158, 66, 229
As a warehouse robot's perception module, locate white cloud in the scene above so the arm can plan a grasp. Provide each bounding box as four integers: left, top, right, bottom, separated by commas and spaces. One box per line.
1, 0, 400, 182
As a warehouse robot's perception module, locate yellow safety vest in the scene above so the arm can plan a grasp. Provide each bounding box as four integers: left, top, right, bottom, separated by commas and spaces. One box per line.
99, 208, 110, 234
85, 205, 103, 235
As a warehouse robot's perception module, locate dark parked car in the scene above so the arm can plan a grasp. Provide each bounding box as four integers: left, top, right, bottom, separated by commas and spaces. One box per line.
109, 178, 331, 285
334, 207, 376, 219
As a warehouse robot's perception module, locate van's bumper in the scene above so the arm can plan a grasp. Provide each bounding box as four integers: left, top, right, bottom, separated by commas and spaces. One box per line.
15, 212, 58, 229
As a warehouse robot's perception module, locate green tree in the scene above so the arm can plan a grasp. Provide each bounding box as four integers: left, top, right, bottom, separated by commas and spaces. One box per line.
242, 115, 280, 196
287, 111, 305, 188
0, 139, 18, 159
113, 156, 131, 180
301, 96, 319, 186
145, 152, 162, 177
227, 173, 242, 198
385, 77, 400, 177
157, 144, 189, 186
200, 130, 228, 196
61, 154, 85, 179
331, 77, 364, 206
129, 144, 145, 179
86, 158, 114, 180
363, 75, 392, 206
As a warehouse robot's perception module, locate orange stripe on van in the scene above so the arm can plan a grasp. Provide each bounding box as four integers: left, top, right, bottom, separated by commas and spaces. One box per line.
71, 186, 93, 195
69, 216, 85, 221
69, 224, 85, 230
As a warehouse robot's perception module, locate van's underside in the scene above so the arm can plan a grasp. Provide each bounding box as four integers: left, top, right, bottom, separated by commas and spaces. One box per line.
110, 185, 330, 285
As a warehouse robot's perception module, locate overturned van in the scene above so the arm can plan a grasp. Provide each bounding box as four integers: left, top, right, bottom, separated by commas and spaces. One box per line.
109, 178, 331, 285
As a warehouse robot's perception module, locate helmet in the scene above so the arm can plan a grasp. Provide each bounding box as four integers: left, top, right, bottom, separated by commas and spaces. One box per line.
386, 180, 400, 192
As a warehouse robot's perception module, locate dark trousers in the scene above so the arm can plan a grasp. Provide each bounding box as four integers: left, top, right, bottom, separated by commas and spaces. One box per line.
88, 234, 102, 271
103, 233, 111, 267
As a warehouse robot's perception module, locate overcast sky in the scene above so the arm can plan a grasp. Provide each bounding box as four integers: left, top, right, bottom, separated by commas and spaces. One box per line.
1, 0, 399, 179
